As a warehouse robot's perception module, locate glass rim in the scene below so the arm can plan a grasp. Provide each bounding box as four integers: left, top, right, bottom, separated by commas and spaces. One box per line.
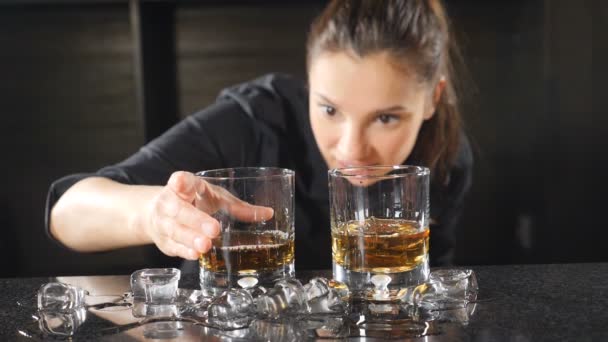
196, 167, 294, 180
328, 165, 430, 178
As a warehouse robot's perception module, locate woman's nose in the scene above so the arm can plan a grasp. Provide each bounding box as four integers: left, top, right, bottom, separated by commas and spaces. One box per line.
336, 124, 368, 161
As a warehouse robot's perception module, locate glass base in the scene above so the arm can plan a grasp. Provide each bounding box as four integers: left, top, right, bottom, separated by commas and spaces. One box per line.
333, 255, 429, 298
200, 262, 295, 297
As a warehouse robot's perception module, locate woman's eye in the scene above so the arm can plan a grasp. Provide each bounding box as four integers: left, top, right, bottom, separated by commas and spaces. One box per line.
322, 105, 336, 116
377, 114, 398, 124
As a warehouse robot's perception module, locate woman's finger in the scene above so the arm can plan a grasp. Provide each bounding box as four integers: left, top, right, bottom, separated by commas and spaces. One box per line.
167, 171, 199, 203
226, 199, 274, 223
156, 215, 213, 253
194, 180, 274, 222
156, 238, 201, 260
192, 178, 223, 213
156, 188, 220, 238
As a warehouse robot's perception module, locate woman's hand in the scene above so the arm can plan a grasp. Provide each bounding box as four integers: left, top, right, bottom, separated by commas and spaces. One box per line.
141, 171, 273, 260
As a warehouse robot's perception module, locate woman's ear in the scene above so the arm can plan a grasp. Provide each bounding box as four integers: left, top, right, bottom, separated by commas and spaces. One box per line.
424, 77, 446, 120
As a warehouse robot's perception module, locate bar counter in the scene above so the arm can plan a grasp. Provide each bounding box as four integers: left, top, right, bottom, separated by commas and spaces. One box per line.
1, 263, 604, 341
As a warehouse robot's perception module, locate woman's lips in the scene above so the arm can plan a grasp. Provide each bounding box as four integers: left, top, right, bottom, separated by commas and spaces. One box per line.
336, 160, 376, 168
335, 161, 381, 176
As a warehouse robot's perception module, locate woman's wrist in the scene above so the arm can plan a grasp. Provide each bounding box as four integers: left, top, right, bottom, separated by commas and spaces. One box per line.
128, 185, 161, 246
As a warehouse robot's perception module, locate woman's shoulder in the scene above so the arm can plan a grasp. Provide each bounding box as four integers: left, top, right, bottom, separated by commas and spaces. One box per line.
216, 73, 308, 124
220, 73, 307, 96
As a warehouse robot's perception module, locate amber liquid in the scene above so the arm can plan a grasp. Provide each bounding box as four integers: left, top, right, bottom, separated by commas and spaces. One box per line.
332, 218, 429, 273
200, 230, 294, 274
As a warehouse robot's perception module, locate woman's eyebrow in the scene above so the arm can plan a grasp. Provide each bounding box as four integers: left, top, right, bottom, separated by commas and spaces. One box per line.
314, 93, 338, 106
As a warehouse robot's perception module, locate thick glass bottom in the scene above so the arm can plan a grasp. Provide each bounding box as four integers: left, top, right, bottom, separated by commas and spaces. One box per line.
199, 262, 295, 297
333, 254, 429, 298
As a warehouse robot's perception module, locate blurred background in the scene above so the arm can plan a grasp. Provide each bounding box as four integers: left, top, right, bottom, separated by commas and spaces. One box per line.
0, 0, 604, 278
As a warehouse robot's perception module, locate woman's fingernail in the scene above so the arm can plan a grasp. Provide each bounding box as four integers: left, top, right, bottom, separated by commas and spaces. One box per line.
202, 222, 219, 237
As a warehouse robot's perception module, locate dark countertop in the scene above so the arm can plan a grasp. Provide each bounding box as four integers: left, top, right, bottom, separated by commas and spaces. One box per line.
1, 263, 605, 341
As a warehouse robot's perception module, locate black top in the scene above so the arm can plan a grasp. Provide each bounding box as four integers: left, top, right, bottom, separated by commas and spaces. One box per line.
45, 73, 473, 270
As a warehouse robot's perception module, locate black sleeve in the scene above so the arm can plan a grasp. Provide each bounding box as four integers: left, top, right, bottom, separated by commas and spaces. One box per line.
429, 133, 474, 266
45, 97, 258, 245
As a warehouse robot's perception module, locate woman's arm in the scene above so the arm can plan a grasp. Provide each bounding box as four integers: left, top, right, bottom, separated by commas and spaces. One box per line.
49, 177, 160, 252
49, 172, 224, 260
50, 171, 273, 260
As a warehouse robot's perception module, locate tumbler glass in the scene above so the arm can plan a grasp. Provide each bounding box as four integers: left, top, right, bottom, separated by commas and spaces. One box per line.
196, 167, 295, 296
329, 165, 430, 297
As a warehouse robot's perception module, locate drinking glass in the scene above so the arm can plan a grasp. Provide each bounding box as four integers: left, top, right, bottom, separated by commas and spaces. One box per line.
329, 165, 430, 297
196, 167, 295, 296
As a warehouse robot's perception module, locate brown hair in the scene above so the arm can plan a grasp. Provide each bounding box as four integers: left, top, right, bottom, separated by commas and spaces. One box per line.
307, 0, 464, 185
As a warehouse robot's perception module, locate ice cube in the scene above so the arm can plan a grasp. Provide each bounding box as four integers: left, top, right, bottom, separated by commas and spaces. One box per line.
410, 269, 478, 310
38, 307, 87, 336
276, 279, 307, 309
247, 285, 268, 300
130, 268, 180, 304
130, 269, 146, 304
257, 279, 307, 319
134, 288, 209, 320
304, 278, 350, 314
175, 288, 206, 307
37, 283, 88, 312
304, 277, 330, 300
327, 279, 351, 301
207, 288, 254, 330
130, 268, 180, 318
175, 288, 211, 319
237, 276, 267, 302
141, 268, 181, 305
429, 269, 478, 303
430, 302, 477, 325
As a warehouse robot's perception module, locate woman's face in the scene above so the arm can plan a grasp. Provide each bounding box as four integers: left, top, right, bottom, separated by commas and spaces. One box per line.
308, 51, 438, 171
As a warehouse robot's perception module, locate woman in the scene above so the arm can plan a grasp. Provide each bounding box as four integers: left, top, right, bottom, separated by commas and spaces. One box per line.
46, 0, 472, 271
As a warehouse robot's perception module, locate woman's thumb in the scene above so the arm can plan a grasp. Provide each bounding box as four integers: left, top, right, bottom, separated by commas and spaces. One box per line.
167, 171, 198, 203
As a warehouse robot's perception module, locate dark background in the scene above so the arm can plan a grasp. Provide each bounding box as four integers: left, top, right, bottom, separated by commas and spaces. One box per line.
0, 0, 604, 277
